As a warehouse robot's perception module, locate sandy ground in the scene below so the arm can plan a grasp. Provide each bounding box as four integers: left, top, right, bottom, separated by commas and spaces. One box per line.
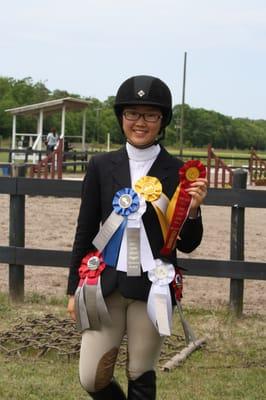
0, 181, 265, 315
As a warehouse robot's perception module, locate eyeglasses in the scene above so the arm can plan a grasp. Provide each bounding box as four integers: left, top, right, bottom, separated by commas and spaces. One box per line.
123, 110, 162, 123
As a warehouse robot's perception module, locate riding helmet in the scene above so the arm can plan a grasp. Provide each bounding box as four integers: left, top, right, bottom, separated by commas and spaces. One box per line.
114, 75, 173, 130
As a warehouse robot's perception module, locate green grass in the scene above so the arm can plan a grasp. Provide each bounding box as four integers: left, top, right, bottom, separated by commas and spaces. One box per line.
0, 292, 265, 399
167, 146, 266, 158
0, 152, 8, 162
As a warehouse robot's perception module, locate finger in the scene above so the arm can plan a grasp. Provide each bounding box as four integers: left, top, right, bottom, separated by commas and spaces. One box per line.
189, 181, 208, 189
186, 187, 206, 197
189, 178, 208, 188
186, 185, 207, 197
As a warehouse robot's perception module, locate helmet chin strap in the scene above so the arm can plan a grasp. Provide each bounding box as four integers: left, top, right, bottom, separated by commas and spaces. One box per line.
154, 128, 165, 143
126, 139, 156, 149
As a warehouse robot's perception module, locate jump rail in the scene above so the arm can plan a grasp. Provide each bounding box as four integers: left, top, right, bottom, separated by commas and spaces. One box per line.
0, 169, 266, 316
29, 139, 64, 179
207, 144, 233, 188
249, 148, 266, 185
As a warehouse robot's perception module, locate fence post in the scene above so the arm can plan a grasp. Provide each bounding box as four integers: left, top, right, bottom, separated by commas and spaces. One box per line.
229, 168, 247, 316
9, 164, 26, 302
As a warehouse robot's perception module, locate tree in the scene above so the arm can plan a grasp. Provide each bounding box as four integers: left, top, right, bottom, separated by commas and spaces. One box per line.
0, 76, 265, 150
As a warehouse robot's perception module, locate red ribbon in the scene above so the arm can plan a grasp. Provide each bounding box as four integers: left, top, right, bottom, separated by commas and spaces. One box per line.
160, 160, 206, 256
160, 189, 191, 255
78, 251, 106, 286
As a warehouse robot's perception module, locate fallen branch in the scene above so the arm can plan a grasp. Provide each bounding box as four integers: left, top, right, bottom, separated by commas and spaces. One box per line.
161, 338, 206, 371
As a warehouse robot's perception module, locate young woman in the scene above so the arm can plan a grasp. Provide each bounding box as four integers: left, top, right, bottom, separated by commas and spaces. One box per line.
67, 75, 207, 399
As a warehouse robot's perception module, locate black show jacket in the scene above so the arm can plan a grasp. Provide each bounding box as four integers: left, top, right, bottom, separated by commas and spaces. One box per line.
67, 146, 203, 302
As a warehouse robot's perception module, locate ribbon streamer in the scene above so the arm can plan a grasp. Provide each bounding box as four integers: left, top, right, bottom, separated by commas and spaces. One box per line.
93, 188, 140, 265
116, 195, 156, 274
160, 188, 192, 255
74, 251, 111, 332
147, 259, 175, 336
102, 218, 127, 266
161, 160, 206, 256
127, 227, 141, 276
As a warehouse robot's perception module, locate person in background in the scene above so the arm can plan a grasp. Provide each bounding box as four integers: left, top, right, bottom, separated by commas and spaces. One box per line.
67, 75, 208, 399
46, 127, 58, 153
64, 139, 73, 152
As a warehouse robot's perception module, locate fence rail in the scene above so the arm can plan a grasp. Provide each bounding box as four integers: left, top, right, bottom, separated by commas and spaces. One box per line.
1, 246, 265, 280
0, 169, 266, 315
1, 146, 266, 187
1, 176, 265, 205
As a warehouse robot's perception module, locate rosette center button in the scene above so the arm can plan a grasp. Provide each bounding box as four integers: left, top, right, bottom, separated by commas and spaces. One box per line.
119, 194, 132, 209
143, 183, 155, 195
186, 167, 200, 181
87, 256, 100, 270
155, 266, 168, 280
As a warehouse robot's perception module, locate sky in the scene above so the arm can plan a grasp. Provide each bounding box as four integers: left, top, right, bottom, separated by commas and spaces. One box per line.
0, 0, 266, 120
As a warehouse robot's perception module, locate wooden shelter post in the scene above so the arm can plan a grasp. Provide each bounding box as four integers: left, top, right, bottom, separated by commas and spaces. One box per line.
60, 104, 66, 141
82, 109, 86, 150
11, 115, 16, 157
33, 110, 44, 163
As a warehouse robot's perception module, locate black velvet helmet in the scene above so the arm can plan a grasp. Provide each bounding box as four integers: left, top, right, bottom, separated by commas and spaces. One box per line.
114, 75, 173, 136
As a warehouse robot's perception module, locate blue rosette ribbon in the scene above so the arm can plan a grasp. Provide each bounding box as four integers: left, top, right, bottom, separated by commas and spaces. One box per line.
93, 188, 139, 266
112, 188, 139, 216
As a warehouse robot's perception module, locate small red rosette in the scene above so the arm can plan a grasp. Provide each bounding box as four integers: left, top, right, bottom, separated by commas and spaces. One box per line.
75, 250, 110, 332
179, 160, 206, 189
171, 268, 183, 301
78, 250, 106, 286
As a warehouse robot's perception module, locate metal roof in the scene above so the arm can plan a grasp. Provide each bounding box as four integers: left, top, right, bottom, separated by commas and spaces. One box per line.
5, 97, 90, 116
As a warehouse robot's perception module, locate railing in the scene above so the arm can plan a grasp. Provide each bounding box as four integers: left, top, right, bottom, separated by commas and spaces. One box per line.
0, 168, 265, 316
29, 139, 63, 179
249, 148, 266, 185
0, 147, 92, 177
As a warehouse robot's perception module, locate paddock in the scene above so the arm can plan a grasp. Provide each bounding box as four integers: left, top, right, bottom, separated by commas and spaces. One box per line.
0, 170, 265, 316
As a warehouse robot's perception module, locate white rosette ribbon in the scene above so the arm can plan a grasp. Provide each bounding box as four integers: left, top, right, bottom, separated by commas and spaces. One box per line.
116, 195, 157, 275
147, 259, 175, 336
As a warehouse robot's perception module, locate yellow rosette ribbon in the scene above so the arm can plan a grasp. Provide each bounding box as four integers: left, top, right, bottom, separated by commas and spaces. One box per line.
134, 176, 169, 240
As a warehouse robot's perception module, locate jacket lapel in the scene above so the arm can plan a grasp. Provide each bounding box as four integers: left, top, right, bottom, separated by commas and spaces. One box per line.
148, 146, 177, 183
109, 146, 131, 187
108, 145, 178, 191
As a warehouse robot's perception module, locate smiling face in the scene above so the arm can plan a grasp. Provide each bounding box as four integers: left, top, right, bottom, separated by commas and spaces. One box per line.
122, 105, 162, 148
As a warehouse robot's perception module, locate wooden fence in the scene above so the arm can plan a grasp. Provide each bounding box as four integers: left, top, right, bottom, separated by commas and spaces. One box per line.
0, 147, 91, 177
0, 168, 266, 316
1, 145, 266, 186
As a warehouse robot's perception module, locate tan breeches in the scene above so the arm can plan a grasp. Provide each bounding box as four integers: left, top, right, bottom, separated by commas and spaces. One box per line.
79, 290, 165, 393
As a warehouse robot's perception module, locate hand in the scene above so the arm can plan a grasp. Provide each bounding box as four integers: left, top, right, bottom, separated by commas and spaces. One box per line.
186, 178, 208, 217
67, 295, 77, 321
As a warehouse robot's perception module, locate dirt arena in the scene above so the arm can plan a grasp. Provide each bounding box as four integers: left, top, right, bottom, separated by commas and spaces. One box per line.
0, 183, 265, 315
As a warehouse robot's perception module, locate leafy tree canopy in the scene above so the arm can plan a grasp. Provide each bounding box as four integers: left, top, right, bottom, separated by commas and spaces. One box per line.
0, 76, 265, 150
